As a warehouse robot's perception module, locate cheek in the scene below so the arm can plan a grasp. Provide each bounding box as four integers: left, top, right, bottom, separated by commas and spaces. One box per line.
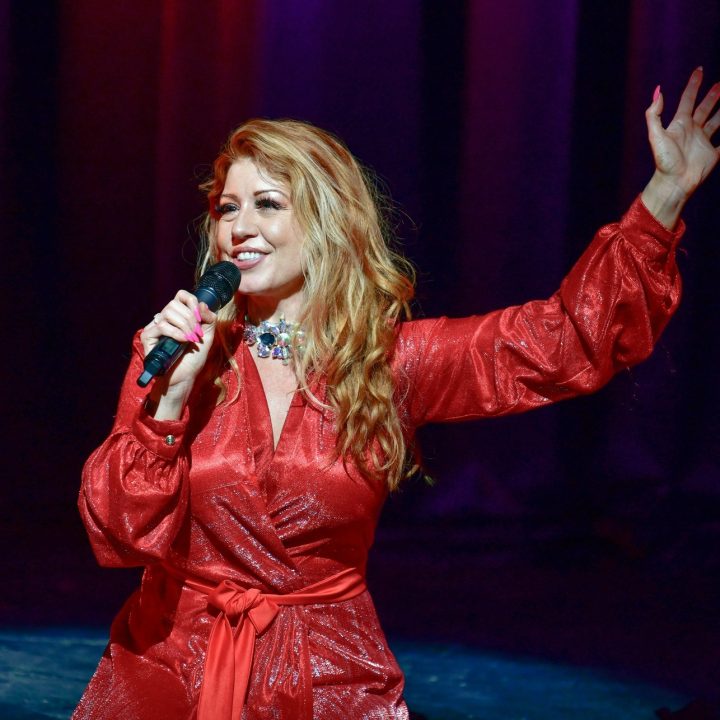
265, 218, 290, 243
287, 236, 304, 273
214, 226, 230, 258
285, 221, 304, 255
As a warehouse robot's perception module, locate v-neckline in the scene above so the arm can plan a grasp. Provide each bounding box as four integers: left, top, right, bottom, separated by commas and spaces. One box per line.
242, 344, 303, 465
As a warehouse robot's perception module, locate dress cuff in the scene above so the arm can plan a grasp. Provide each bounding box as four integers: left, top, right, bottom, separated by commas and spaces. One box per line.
131, 403, 189, 460
620, 195, 686, 259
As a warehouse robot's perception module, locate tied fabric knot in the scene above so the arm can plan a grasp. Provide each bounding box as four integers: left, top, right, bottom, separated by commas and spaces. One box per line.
162, 565, 367, 720
198, 581, 279, 720
208, 581, 279, 634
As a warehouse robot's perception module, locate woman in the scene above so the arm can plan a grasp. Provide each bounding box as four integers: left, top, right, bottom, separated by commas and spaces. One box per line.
75, 69, 719, 719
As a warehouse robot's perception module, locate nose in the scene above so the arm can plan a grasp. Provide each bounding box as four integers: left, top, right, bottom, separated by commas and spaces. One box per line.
230, 205, 258, 242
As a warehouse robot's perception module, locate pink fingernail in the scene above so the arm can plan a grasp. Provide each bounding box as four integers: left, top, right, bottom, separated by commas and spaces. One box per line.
194, 306, 202, 322
653, 84, 661, 102
194, 323, 203, 338
185, 332, 199, 343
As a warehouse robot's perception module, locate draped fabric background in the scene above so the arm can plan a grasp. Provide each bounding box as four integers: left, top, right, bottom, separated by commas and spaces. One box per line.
2, 0, 719, 670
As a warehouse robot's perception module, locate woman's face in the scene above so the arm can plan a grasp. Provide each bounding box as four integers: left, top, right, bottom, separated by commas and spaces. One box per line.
215, 157, 304, 311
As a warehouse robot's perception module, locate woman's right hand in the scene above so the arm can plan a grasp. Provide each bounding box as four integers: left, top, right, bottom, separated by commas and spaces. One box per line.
140, 290, 217, 417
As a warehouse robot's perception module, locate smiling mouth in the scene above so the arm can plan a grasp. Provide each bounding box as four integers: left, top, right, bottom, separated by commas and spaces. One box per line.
232, 251, 266, 270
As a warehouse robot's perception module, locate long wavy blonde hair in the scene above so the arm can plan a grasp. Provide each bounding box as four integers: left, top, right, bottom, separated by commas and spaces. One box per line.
198, 119, 415, 489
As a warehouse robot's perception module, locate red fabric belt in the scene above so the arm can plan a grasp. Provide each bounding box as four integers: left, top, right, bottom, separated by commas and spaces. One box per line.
162, 565, 367, 720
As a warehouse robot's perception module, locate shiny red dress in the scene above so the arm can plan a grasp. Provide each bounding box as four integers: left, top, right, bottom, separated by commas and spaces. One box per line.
74, 198, 683, 719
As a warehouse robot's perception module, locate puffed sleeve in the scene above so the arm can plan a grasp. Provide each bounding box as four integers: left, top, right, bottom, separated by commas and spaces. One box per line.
398, 196, 684, 427
78, 331, 190, 567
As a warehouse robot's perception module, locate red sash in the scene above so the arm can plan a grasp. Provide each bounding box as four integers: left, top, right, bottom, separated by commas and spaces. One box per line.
163, 565, 367, 719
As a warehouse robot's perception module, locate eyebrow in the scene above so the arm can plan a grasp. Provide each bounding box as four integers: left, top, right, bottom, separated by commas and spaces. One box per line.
220, 189, 290, 200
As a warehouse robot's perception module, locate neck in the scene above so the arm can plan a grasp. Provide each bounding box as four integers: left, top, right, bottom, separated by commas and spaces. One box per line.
245, 293, 304, 325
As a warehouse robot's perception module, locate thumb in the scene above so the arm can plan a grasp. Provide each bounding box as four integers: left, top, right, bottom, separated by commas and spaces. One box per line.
645, 85, 665, 142
195, 302, 217, 326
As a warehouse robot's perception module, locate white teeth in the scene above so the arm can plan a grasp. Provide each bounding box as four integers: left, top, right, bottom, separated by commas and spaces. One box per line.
237, 252, 262, 260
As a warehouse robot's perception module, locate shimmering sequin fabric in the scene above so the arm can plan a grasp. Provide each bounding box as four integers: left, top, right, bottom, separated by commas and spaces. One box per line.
75, 198, 683, 719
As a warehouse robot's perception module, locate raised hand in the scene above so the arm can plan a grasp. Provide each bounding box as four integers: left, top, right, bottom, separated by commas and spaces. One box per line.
642, 67, 720, 228
648, 67, 720, 194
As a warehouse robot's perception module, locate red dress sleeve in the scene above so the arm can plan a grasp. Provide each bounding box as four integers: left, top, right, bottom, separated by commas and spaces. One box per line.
398, 196, 684, 426
78, 331, 191, 567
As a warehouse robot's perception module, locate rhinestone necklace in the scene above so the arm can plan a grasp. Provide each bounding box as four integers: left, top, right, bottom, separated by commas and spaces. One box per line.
243, 315, 305, 365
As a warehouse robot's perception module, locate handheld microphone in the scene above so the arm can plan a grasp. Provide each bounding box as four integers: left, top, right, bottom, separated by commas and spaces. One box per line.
137, 261, 241, 387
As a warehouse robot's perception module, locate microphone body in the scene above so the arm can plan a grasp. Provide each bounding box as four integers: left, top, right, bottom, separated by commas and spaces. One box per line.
137, 261, 241, 387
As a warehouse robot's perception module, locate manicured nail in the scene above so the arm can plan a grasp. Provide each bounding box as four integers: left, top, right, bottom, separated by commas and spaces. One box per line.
653, 84, 661, 102
194, 323, 203, 338
194, 306, 202, 322
185, 332, 200, 343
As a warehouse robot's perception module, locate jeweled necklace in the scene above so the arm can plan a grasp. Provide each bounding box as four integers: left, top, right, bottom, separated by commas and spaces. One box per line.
243, 314, 305, 365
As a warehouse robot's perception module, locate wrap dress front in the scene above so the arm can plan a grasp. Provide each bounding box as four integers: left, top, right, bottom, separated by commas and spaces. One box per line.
74, 197, 683, 719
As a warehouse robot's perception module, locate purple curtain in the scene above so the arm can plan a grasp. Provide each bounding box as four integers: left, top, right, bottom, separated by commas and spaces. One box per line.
2, 0, 719, 566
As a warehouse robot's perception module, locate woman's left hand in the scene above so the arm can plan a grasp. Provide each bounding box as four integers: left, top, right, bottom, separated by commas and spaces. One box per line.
641, 67, 719, 228
647, 67, 720, 197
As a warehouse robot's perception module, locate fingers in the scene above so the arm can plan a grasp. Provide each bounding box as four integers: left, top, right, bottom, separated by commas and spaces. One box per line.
693, 81, 720, 127
145, 290, 209, 345
165, 299, 202, 343
705, 107, 720, 139
673, 66, 704, 121
648, 70, 720, 143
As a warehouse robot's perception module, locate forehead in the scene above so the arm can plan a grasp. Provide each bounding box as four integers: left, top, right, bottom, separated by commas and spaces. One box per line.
223, 157, 286, 193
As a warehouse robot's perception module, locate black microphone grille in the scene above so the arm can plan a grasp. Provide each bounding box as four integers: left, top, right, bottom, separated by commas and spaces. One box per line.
196, 261, 241, 307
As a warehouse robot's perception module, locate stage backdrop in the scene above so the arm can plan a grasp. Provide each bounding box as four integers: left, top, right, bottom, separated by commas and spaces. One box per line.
1, 1, 719, 597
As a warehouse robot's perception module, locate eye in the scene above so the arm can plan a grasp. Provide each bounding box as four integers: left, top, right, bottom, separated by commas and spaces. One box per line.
214, 202, 240, 219
255, 197, 284, 211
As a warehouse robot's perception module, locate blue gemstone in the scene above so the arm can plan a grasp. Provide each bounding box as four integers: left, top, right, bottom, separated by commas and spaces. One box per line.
258, 332, 276, 346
